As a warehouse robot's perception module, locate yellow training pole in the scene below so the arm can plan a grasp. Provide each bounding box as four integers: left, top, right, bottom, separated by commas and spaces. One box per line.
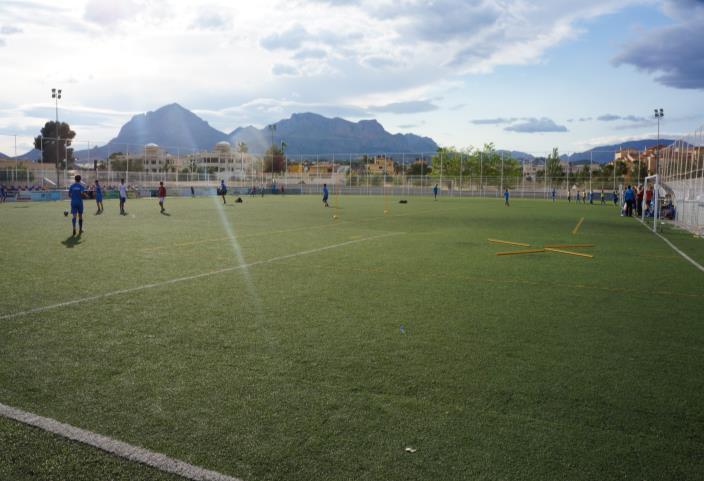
545, 247, 593, 258
488, 239, 530, 247
571, 217, 585, 235
543, 243, 594, 248
495, 249, 545, 256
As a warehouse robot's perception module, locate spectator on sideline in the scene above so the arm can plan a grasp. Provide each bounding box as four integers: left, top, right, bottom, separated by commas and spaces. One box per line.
636, 184, 644, 216
624, 185, 635, 217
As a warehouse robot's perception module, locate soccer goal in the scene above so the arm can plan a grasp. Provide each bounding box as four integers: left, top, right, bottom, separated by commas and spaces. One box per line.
643, 174, 659, 232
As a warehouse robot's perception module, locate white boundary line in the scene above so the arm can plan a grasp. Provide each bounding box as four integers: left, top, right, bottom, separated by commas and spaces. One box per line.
0, 232, 402, 321
0, 402, 241, 481
638, 219, 704, 273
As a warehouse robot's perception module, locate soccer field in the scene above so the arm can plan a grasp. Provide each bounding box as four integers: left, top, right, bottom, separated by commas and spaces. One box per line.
1, 194, 703, 481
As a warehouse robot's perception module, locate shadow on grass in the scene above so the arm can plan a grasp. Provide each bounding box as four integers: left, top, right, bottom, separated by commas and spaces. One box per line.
61, 235, 83, 248
161, 211, 171, 216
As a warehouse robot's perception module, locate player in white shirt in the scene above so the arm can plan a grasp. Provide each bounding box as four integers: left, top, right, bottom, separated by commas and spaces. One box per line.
119, 179, 127, 215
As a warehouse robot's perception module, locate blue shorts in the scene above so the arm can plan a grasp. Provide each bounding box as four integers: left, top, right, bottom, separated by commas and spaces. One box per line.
71, 202, 84, 215
119, 196, 126, 203
96, 195, 103, 202
323, 195, 328, 201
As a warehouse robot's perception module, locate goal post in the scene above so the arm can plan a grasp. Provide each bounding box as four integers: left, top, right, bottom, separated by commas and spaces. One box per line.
643, 174, 659, 232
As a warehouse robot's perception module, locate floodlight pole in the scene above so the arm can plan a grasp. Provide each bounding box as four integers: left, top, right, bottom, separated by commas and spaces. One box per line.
654, 108, 664, 175
268, 124, 276, 181
51, 88, 62, 187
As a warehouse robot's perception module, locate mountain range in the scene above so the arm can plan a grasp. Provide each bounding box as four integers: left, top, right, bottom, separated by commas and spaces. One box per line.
59, 103, 438, 161
9, 103, 676, 164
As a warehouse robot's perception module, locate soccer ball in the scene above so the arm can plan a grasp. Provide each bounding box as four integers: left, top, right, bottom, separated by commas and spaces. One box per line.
63, 210, 69, 217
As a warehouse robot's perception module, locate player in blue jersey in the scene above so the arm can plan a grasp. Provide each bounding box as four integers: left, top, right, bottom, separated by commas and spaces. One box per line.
322, 183, 329, 207
68, 175, 86, 236
503, 188, 510, 206
94, 179, 104, 214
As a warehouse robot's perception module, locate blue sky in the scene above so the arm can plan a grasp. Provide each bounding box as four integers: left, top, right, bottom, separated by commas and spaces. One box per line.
0, 0, 702, 156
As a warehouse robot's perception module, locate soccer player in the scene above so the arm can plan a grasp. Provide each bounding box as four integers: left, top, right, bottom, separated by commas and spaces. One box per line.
158, 181, 166, 213
567, 188, 571, 203
220, 179, 227, 204
0, 184, 6, 203
433, 184, 439, 200
600, 189, 606, 205
119, 178, 127, 215
551, 188, 556, 203
576, 190, 580, 203
503, 188, 510, 206
68, 175, 86, 236
322, 183, 329, 207
190, 185, 195, 198
94, 179, 104, 214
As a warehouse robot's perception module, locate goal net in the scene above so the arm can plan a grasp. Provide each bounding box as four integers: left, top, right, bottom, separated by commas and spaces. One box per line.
657, 126, 704, 236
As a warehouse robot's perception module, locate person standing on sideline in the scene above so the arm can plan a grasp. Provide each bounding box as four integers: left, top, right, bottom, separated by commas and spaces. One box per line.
624, 185, 635, 217
582, 190, 586, 204
600, 189, 606, 205
322, 183, 329, 207
433, 184, 439, 200
503, 188, 510, 206
119, 178, 127, 215
219, 179, 227, 204
94, 179, 104, 214
567, 188, 571, 203
613, 189, 619, 206
158, 181, 166, 213
190, 186, 195, 198
576, 190, 580, 203
551, 188, 556, 203
68, 175, 86, 236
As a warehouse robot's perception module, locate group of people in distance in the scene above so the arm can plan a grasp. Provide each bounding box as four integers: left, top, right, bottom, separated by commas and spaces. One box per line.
66, 175, 162, 237
622, 184, 653, 217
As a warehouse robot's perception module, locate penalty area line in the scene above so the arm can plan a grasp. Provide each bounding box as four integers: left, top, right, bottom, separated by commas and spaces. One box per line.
0, 402, 241, 481
0, 232, 403, 321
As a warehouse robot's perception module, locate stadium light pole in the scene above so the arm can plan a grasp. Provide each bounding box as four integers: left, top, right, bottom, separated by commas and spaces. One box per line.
268, 124, 276, 181
654, 108, 664, 175
51, 88, 62, 187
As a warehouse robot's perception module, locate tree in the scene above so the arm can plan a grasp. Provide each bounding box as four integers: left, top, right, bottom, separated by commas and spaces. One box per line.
237, 142, 248, 154
545, 147, 565, 181
263, 145, 285, 173
406, 161, 431, 176
34, 121, 76, 168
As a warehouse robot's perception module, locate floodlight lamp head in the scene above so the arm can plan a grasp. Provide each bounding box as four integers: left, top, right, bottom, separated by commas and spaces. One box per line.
659, 108, 664, 116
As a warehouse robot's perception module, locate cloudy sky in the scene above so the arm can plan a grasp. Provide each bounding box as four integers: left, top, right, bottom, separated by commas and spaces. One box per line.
0, 0, 703, 156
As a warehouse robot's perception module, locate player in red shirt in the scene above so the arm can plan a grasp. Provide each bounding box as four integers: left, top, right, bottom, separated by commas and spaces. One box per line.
158, 181, 166, 213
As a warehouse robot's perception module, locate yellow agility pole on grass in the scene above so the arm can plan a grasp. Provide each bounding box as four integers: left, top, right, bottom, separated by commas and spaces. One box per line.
545, 247, 593, 258
488, 239, 530, 247
571, 217, 585, 235
543, 243, 594, 248
495, 249, 545, 256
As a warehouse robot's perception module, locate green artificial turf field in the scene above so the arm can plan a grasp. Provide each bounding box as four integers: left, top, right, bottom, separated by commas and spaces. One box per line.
1, 194, 703, 481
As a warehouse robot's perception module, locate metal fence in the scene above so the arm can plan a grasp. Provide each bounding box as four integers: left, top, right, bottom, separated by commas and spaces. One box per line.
658, 127, 704, 235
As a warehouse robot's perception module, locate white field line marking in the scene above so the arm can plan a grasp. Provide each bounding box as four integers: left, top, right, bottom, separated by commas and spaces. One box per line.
638, 219, 704, 273
0, 402, 241, 481
0, 232, 402, 321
